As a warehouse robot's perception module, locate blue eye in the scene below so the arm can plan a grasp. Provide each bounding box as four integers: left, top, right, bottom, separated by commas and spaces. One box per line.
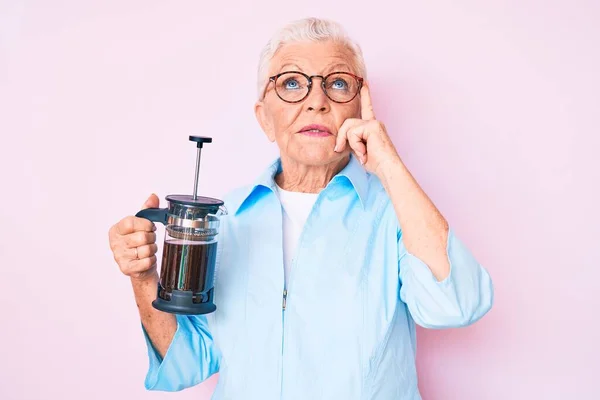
330, 78, 348, 90
284, 79, 301, 90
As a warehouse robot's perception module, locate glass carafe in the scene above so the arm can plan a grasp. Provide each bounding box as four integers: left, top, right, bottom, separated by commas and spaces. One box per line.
134, 135, 226, 315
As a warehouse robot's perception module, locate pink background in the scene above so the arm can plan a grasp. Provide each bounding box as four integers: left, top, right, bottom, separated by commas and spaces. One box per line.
1, 1, 598, 399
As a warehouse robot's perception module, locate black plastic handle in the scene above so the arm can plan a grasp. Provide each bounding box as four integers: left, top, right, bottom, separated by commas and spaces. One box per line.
135, 207, 168, 225
189, 136, 212, 148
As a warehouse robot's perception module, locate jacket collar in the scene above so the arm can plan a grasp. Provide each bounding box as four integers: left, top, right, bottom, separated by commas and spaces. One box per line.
231, 154, 368, 216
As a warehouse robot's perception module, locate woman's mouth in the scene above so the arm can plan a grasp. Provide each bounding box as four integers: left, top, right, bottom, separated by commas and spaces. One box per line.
298, 124, 333, 137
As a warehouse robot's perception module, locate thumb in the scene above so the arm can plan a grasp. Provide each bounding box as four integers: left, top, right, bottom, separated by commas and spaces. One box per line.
142, 193, 160, 210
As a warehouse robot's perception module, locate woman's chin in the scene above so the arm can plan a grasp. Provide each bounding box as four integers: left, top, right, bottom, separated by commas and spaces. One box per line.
287, 146, 345, 166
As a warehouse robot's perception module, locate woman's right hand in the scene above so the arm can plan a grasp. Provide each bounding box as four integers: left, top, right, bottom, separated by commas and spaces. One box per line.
109, 194, 160, 281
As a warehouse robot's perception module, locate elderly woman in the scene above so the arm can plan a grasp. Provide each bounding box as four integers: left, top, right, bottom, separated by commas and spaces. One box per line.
109, 17, 493, 400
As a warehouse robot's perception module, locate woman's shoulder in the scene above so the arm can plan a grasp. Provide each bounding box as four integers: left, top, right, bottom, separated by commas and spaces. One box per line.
220, 178, 277, 218
218, 158, 281, 215
219, 183, 255, 214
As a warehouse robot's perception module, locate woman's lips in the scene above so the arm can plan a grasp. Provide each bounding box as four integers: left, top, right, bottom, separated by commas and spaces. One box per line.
298, 124, 333, 137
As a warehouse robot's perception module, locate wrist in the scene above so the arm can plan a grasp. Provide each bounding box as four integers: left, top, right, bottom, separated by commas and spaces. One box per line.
130, 271, 159, 287
374, 155, 405, 182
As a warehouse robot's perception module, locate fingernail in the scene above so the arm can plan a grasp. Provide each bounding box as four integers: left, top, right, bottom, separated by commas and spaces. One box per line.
152, 224, 157, 231
334, 144, 339, 152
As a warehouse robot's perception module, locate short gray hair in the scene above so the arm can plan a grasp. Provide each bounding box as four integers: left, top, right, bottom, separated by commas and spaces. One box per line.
256, 17, 367, 99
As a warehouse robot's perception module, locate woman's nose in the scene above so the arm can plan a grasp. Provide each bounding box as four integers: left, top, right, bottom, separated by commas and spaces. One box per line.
304, 81, 330, 112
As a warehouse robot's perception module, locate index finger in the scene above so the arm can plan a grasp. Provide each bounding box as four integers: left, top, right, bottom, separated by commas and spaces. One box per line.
360, 83, 376, 120
116, 215, 155, 236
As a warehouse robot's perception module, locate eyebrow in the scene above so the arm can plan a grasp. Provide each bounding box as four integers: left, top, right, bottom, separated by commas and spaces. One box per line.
324, 63, 353, 74
278, 63, 301, 73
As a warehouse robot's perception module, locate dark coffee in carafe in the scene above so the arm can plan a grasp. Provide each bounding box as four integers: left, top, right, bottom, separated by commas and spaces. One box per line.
160, 240, 218, 295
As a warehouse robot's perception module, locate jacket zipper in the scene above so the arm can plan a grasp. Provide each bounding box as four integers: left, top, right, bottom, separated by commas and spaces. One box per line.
281, 289, 287, 360
280, 288, 287, 399
282, 289, 287, 357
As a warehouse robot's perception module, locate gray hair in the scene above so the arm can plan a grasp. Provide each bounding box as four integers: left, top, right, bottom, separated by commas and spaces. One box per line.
256, 17, 367, 99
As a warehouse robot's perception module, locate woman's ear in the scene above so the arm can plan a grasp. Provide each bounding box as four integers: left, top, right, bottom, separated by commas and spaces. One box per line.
254, 101, 276, 142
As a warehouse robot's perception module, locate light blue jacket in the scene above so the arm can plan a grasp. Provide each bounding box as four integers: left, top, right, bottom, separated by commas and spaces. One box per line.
142, 155, 494, 399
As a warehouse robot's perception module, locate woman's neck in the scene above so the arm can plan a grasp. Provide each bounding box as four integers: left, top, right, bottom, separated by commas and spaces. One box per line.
275, 154, 349, 193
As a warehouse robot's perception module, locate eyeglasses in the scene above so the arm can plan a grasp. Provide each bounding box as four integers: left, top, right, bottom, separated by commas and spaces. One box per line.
263, 71, 364, 104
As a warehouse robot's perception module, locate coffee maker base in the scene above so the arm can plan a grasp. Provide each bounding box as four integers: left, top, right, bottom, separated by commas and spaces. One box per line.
152, 287, 217, 315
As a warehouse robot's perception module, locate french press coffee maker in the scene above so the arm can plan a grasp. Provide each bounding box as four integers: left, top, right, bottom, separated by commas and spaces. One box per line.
135, 136, 227, 315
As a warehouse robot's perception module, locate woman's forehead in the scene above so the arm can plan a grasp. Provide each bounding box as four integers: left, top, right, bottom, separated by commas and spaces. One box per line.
269, 41, 356, 75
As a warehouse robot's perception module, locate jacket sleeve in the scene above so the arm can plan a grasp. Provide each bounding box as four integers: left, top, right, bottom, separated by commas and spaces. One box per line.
398, 227, 494, 329
142, 314, 220, 391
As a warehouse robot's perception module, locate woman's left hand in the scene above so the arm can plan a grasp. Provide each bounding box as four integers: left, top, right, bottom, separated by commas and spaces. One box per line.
334, 84, 401, 176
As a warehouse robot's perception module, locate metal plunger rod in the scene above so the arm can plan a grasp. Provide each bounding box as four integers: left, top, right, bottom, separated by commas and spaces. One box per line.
189, 135, 212, 200
193, 146, 202, 200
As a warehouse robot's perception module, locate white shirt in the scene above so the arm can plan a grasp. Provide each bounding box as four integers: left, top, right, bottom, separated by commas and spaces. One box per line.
275, 183, 319, 289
